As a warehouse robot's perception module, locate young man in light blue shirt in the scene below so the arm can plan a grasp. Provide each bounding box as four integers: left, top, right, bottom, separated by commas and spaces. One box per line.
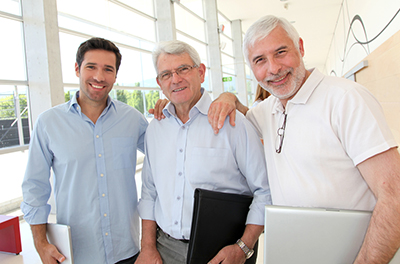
21, 38, 148, 264
136, 40, 271, 264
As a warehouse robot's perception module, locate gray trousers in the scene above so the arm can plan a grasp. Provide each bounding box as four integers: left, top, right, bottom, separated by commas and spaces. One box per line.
156, 228, 189, 264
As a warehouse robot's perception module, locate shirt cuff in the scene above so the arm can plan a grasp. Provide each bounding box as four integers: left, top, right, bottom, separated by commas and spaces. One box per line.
21, 202, 51, 224
137, 199, 156, 220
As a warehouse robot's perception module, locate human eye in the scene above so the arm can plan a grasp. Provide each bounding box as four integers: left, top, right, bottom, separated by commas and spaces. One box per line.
276, 49, 287, 57
160, 72, 171, 80
253, 57, 265, 65
178, 66, 191, 74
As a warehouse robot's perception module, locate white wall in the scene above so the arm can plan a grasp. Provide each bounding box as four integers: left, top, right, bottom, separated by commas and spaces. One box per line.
324, 0, 400, 76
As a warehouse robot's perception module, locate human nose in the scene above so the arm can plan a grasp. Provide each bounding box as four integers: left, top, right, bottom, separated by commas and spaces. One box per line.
268, 58, 282, 75
93, 69, 105, 82
171, 70, 183, 83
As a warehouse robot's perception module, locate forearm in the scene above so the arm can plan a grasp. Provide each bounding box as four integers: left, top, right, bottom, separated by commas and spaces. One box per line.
240, 224, 264, 249
140, 219, 158, 250
354, 199, 400, 263
355, 148, 400, 263
31, 224, 49, 250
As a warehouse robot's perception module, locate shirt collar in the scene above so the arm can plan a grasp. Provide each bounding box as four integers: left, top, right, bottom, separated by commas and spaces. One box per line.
272, 68, 324, 114
67, 91, 115, 114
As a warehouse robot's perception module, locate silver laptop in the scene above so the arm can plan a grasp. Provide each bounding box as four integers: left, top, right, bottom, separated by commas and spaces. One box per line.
264, 205, 400, 264
47, 223, 74, 264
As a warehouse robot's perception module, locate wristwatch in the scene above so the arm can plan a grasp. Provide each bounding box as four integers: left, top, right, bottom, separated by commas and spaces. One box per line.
236, 239, 254, 259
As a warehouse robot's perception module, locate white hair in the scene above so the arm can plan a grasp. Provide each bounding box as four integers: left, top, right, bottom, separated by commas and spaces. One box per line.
243, 15, 300, 65
152, 40, 201, 74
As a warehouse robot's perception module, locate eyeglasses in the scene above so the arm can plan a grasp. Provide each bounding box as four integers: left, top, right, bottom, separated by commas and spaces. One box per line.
275, 111, 287, 153
157, 64, 198, 82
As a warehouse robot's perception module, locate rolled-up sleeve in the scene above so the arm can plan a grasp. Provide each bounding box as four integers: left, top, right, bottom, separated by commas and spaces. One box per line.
137, 141, 157, 221
235, 116, 272, 225
21, 117, 53, 224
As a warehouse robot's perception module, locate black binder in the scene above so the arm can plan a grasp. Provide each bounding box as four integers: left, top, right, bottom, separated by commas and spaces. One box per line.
187, 188, 258, 264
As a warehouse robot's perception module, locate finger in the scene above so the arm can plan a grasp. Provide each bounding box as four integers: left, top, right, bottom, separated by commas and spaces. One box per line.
148, 108, 155, 115
228, 110, 236, 127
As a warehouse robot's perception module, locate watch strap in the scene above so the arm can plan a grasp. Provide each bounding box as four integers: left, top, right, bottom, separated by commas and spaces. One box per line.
236, 239, 254, 259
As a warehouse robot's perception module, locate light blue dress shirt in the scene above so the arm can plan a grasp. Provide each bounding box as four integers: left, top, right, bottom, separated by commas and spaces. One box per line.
138, 88, 271, 240
21, 92, 148, 264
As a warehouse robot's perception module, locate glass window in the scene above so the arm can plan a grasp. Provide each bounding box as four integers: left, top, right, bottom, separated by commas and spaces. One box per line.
221, 53, 235, 75
222, 74, 236, 93
0, 85, 30, 149
108, 2, 156, 42
220, 34, 233, 56
218, 13, 232, 38
0, 17, 26, 81
177, 33, 208, 67
1, 0, 21, 16
116, 47, 157, 88
117, 0, 154, 16
59, 33, 87, 84
179, 0, 204, 18
175, 4, 205, 42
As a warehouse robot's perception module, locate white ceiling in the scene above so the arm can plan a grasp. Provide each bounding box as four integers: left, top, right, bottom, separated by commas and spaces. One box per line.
216, 0, 344, 71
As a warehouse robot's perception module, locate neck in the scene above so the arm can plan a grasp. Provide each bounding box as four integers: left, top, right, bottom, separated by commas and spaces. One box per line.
77, 97, 108, 124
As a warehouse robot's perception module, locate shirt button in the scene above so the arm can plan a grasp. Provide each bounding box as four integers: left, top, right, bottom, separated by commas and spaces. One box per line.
178, 172, 182, 176
105, 232, 108, 236
104, 213, 107, 217
177, 196, 181, 200
179, 149, 183, 152
102, 194, 105, 197
100, 174, 104, 177
96, 135, 99, 138
182, 126, 185, 129
174, 221, 178, 225
98, 154, 102, 157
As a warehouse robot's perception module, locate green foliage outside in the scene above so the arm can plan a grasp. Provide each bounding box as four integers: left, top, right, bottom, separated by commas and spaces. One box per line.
0, 94, 29, 119
63, 88, 160, 115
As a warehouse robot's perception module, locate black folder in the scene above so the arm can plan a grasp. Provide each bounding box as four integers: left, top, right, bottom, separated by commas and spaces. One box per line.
187, 188, 258, 264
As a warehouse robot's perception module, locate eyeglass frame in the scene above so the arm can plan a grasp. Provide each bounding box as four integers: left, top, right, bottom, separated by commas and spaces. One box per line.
275, 111, 287, 153
157, 64, 199, 82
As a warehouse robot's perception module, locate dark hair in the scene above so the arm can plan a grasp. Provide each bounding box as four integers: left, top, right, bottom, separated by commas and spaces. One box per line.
76, 37, 122, 73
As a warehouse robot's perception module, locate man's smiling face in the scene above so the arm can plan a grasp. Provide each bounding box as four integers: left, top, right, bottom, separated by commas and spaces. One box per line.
75, 49, 117, 106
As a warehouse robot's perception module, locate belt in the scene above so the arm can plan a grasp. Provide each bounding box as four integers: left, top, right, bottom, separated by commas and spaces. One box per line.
158, 227, 190, 243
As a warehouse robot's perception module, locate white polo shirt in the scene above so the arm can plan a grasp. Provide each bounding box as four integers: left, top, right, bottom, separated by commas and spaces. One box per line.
247, 68, 397, 211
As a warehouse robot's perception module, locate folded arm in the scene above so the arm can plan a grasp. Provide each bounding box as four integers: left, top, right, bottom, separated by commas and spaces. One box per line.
354, 147, 400, 263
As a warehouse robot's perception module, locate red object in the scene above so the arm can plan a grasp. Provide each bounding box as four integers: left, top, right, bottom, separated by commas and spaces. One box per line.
0, 215, 22, 254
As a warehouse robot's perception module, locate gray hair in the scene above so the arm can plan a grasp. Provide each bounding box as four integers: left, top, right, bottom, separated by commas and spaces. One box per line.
152, 40, 201, 74
243, 15, 300, 65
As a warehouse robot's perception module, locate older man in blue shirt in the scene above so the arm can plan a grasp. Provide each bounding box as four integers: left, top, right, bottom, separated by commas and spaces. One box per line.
136, 40, 271, 264
21, 38, 148, 264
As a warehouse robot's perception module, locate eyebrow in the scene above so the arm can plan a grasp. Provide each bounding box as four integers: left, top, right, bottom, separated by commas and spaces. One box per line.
159, 64, 191, 74
85, 62, 115, 71
251, 45, 289, 63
